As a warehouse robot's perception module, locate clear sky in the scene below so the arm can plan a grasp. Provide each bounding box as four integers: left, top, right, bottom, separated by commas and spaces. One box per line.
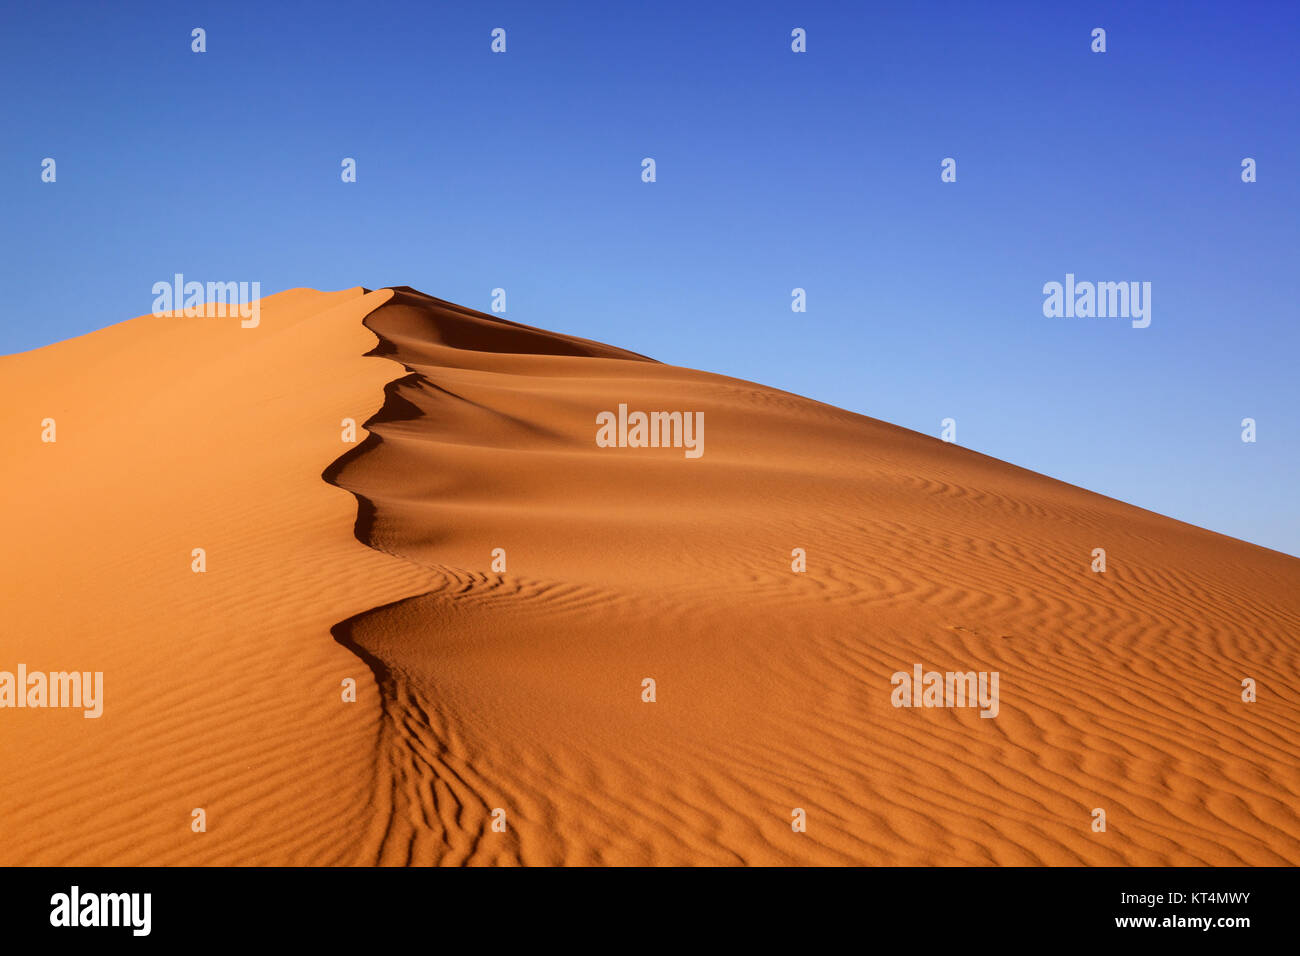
2, 1, 1297, 555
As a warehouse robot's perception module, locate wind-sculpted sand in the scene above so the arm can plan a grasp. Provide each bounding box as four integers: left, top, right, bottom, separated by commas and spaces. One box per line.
2, 287, 1297, 865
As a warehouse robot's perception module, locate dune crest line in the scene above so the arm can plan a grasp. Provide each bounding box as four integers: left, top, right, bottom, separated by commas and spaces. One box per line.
324, 288, 655, 865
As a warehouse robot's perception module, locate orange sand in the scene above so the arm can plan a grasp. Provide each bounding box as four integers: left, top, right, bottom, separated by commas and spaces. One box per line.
2, 287, 1297, 865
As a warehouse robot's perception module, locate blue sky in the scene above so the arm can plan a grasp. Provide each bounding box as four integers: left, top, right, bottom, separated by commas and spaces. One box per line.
2, 1, 1297, 554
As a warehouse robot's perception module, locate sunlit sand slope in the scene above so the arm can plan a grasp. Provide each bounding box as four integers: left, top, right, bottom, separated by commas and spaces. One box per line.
0, 288, 432, 865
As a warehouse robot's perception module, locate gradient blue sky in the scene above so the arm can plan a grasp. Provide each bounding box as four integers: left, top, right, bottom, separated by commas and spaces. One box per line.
3, 1, 1297, 554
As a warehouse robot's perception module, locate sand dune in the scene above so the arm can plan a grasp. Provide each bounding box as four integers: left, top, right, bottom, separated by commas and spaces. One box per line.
2, 286, 1298, 865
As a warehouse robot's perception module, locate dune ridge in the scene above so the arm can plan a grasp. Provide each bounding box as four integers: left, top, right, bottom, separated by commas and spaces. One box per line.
325, 288, 1300, 866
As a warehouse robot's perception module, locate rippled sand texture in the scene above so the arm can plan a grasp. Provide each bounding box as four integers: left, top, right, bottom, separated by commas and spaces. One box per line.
329, 289, 1300, 865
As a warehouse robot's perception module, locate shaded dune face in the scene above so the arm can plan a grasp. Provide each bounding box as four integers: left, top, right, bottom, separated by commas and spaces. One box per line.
329, 289, 1300, 866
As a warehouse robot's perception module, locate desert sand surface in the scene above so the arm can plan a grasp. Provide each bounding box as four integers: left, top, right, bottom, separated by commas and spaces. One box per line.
2, 286, 1298, 866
